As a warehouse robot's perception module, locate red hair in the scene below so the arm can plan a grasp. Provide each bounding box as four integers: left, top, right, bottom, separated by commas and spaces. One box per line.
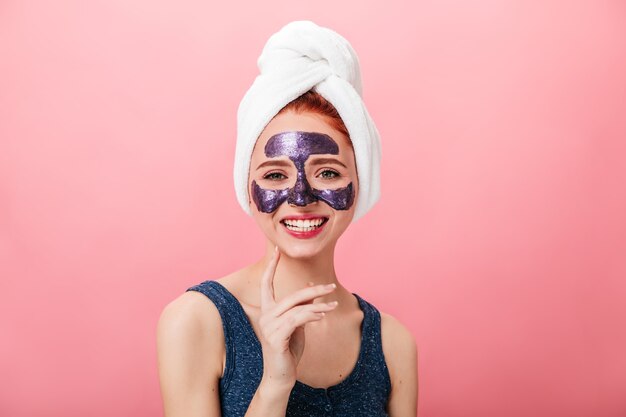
277, 90, 351, 144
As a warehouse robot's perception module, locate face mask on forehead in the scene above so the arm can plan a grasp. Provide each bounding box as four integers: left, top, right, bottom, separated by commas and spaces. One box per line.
250, 131, 355, 213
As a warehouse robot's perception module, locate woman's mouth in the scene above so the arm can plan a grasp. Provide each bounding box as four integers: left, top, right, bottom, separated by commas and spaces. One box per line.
280, 217, 329, 238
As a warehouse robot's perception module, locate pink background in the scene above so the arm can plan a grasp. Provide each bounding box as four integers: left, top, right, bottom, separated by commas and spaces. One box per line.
1, 1, 625, 416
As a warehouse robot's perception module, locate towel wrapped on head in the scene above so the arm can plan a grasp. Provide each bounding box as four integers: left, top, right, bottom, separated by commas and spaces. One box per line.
234, 20, 381, 222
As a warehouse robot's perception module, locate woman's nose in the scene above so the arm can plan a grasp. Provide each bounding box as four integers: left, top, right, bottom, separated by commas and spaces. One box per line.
287, 172, 317, 206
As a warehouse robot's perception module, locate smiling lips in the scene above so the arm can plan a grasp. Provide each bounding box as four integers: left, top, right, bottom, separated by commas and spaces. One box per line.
280, 217, 328, 238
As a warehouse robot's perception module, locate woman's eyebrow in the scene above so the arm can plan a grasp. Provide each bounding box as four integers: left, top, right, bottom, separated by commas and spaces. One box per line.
308, 157, 347, 169
256, 159, 292, 170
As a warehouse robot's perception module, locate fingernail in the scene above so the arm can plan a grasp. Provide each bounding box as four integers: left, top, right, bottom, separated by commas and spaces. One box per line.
328, 301, 339, 306
325, 283, 336, 290
307, 281, 315, 287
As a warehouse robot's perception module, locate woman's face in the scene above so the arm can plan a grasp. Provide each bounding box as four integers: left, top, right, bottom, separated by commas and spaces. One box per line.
248, 110, 358, 258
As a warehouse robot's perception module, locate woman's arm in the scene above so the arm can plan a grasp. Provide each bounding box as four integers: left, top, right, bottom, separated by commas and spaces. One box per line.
157, 292, 224, 417
381, 312, 419, 417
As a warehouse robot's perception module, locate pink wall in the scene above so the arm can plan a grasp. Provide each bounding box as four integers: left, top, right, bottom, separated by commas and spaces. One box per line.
1, 1, 625, 416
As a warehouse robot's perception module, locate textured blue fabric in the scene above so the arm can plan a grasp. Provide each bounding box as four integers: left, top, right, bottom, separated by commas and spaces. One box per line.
186, 280, 391, 416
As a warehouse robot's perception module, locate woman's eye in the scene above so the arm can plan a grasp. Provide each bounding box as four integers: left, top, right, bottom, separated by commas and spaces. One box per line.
264, 172, 287, 181
319, 170, 340, 179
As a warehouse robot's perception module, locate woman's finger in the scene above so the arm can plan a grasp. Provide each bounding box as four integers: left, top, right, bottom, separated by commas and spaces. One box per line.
266, 312, 323, 347
268, 302, 338, 336
270, 304, 337, 343
260, 246, 280, 310
270, 283, 337, 318
259, 301, 337, 342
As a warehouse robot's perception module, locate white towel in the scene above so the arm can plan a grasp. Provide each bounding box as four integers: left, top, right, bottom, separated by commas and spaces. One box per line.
234, 20, 381, 222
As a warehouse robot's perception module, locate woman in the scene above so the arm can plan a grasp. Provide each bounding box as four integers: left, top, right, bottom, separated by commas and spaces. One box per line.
157, 21, 417, 416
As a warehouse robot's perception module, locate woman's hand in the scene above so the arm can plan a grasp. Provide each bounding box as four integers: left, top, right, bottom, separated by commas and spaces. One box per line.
257, 246, 339, 389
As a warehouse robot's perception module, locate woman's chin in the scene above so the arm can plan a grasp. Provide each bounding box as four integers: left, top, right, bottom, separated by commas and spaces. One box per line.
278, 243, 323, 260
275, 237, 334, 260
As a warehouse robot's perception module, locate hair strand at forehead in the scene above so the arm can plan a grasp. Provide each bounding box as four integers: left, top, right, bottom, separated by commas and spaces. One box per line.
277, 90, 351, 146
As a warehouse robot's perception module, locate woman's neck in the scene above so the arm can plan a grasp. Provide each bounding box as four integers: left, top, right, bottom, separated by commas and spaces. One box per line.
253, 241, 339, 303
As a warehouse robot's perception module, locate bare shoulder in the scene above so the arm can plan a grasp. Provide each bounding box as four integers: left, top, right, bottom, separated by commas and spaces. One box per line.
380, 310, 418, 416
156, 287, 225, 417
380, 311, 417, 359
157, 286, 225, 372
159, 287, 220, 338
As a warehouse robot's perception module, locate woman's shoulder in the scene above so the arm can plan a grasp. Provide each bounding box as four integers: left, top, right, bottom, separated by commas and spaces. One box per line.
357, 295, 416, 350
379, 310, 416, 350
158, 268, 250, 332
378, 310, 418, 380
159, 283, 221, 330
157, 283, 224, 357
160, 270, 243, 327
157, 273, 243, 357
156, 274, 241, 384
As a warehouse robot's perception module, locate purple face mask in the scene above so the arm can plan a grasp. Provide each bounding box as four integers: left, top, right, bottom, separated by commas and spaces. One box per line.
251, 131, 355, 213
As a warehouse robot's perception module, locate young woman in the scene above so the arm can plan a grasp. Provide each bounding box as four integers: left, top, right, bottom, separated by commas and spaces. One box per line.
157, 21, 417, 417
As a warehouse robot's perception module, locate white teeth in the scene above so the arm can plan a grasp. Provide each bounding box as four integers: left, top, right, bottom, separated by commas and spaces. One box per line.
284, 218, 324, 227
283, 218, 326, 232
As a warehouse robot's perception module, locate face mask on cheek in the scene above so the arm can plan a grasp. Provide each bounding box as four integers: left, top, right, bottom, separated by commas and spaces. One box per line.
251, 131, 355, 213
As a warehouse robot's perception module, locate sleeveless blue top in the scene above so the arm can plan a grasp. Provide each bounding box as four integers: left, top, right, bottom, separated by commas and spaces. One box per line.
186, 280, 391, 416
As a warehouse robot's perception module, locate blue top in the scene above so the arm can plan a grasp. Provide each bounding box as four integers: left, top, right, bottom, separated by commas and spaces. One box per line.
186, 280, 391, 416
